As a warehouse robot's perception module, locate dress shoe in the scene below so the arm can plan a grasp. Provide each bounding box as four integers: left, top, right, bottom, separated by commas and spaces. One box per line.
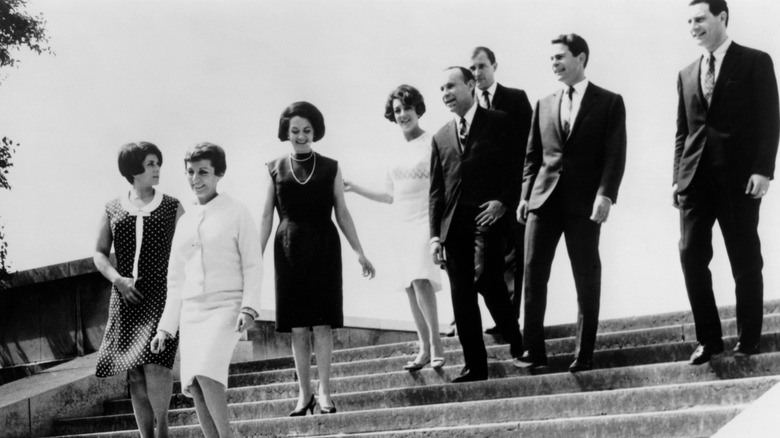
403, 355, 431, 372
451, 370, 487, 383
568, 358, 593, 373
484, 326, 501, 335
515, 351, 548, 369
431, 357, 446, 369
689, 343, 724, 365
733, 342, 760, 357
289, 395, 316, 417
319, 403, 337, 414
445, 322, 457, 337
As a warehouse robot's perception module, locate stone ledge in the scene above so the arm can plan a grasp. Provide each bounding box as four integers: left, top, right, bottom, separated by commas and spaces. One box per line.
0, 353, 126, 438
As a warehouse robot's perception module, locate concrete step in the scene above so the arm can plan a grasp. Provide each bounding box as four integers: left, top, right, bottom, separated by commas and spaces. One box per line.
53, 351, 780, 435
307, 407, 743, 438
101, 329, 780, 416
164, 312, 780, 395
543, 299, 780, 339
220, 311, 780, 378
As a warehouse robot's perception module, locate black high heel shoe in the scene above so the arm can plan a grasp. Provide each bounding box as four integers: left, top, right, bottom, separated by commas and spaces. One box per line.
289, 395, 317, 417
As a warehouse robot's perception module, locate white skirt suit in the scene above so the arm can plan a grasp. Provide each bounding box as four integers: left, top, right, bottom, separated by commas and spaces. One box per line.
158, 193, 263, 397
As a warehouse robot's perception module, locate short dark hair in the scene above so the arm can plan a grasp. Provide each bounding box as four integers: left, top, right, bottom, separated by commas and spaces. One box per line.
118, 141, 162, 184
690, 0, 729, 26
277, 101, 326, 143
384, 84, 426, 123
471, 46, 496, 64
552, 33, 590, 68
445, 66, 476, 84
184, 142, 226, 176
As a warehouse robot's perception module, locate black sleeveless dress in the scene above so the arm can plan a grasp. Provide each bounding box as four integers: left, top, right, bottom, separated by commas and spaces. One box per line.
267, 153, 343, 332
96, 193, 180, 377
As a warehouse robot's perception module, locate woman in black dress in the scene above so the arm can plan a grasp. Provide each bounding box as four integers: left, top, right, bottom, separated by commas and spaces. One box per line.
94, 142, 183, 438
260, 101, 375, 416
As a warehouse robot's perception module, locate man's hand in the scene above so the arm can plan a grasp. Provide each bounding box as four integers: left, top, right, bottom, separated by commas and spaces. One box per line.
476, 200, 506, 227
746, 174, 770, 199
430, 241, 445, 265
517, 200, 529, 224
672, 184, 680, 208
590, 196, 612, 224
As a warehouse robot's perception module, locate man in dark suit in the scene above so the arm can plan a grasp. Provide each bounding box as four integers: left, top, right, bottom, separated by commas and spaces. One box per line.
469, 46, 533, 335
430, 66, 524, 382
674, 0, 779, 365
516, 34, 626, 373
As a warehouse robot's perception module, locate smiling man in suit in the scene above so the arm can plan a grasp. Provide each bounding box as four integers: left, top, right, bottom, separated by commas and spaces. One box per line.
430, 66, 525, 382
470, 46, 533, 335
674, 0, 779, 365
516, 34, 626, 373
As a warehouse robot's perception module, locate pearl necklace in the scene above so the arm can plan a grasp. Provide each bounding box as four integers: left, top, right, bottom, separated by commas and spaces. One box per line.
290, 151, 314, 162
289, 152, 316, 185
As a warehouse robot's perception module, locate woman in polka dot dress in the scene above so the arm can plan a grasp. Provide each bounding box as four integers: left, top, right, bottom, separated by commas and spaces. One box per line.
94, 141, 183, 438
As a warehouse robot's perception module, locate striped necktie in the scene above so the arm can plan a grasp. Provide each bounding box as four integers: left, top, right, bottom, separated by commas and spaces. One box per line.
459, 117, 468, 152
703, 53, 715, 104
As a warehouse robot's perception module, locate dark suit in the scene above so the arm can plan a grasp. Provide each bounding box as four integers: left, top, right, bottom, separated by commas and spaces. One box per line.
489, 83, 533, 320
522, 82, 626, 361
430, 105, 524, 375
675, 42, 779, 350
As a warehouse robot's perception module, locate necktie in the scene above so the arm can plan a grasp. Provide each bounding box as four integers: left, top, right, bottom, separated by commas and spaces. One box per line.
459, 117, 468, 152
481, 90, 491, 109
562, 86, 574, 136
703, 53, 715, 104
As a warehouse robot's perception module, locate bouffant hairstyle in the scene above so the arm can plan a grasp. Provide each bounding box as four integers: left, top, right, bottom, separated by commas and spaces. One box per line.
277, 101, 326, 143
552, 33, 590, 68
184, 142, 226, 176
118, 141, 163, 184
383, 84, 426, 123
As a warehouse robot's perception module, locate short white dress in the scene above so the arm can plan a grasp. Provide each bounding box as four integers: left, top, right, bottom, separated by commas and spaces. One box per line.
386, 131, 441, 292
158, 193, 263, 397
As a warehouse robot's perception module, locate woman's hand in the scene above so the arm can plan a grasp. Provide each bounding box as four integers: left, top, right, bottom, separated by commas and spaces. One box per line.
150, 331, 169, 354
343, 180, 354, 193
114, 277, 144, 306
358, 254, 376, 279
235, 312, 255, 333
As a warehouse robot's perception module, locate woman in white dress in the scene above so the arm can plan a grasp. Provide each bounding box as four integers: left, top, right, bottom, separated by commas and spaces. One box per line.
150, 143, 263, 438
345, 85, 445, 371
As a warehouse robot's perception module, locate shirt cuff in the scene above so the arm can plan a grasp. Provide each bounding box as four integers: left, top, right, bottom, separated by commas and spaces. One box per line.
429, 237, 441, 245
241, 307, 260, 320
598, 195, 613, 205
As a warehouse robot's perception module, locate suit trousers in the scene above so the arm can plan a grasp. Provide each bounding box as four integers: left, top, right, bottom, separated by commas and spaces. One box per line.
444, 205, 523, 374
678, 170, 764, 349
505, 220, 525, 321
523, 195, 602, 361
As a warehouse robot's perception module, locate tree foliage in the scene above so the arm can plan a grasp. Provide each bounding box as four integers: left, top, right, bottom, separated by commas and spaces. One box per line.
1, 0, 51, 287
0, 0, 51, 70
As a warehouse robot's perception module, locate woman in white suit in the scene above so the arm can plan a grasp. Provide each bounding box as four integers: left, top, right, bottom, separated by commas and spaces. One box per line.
151, 142, 263, 438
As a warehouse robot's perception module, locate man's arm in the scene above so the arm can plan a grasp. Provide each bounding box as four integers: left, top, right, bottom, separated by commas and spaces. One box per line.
596, 94, 627, 204
750, 51, 780, 180
672, 73, 689, 208
429, 136, 446, 265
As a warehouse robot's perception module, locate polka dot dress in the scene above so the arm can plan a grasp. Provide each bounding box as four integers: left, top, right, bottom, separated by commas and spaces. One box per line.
96, 193, 180, 378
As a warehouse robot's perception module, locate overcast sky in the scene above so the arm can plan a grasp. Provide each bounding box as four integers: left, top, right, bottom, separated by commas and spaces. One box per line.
1, 0, 778, 325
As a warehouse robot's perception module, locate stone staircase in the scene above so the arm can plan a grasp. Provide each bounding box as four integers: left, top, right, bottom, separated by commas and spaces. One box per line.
45, 300, 780, 437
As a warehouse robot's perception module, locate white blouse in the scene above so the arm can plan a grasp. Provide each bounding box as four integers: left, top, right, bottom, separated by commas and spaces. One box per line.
158, 193, 263, 335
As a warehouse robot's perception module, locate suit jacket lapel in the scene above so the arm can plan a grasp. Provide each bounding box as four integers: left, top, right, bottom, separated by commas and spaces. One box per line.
568, 83, 598, 141
711, 43, 740, 108
551, 90, 564, 142
491, 84, 504, 110
465, 106, 487, 156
